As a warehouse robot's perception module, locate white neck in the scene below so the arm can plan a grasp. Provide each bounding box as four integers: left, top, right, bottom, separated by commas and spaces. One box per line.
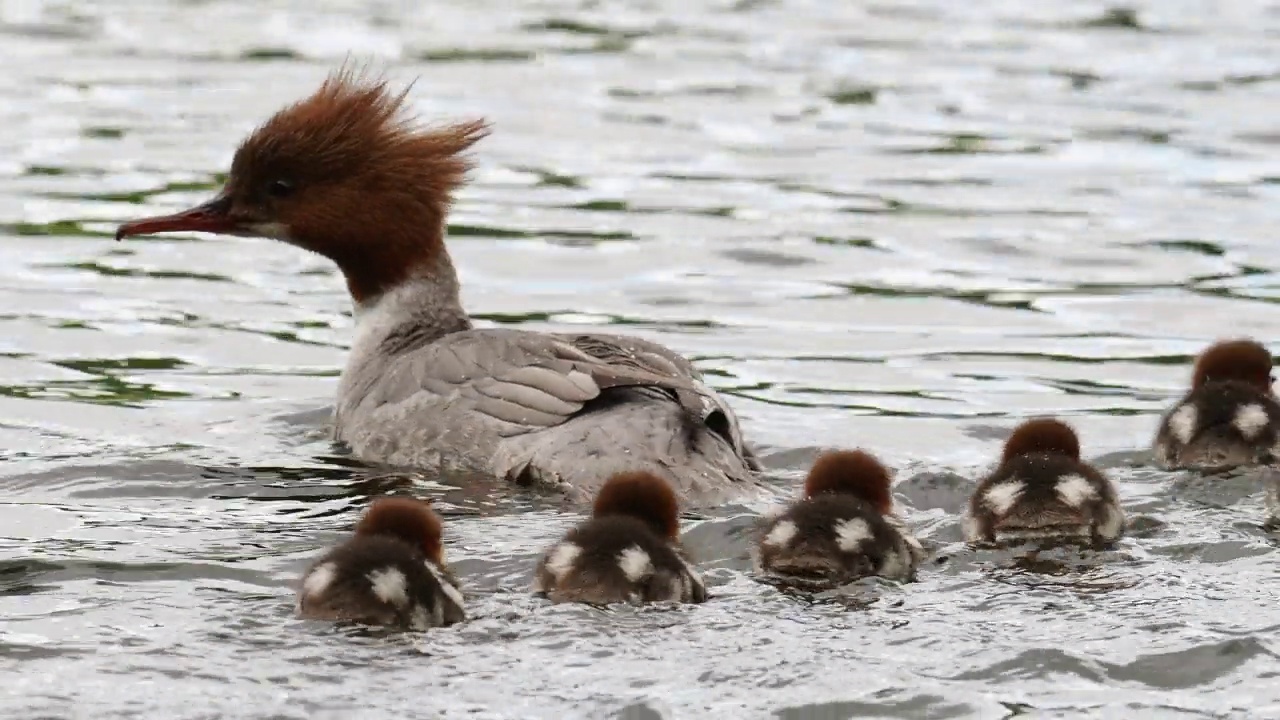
351, 269, 472, 356
336, 259, 472, 421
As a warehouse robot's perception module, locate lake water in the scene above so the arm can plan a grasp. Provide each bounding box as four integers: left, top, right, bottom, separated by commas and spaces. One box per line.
3, 1, 1280, 717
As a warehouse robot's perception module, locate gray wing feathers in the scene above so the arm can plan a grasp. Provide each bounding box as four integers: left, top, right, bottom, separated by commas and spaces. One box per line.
558, 332, 697, 377
336, 327, 760, 502
367, 331, 710, 433
471, 367, 597, 427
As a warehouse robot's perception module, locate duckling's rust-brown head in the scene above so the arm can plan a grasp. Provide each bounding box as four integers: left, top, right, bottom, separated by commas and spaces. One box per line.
355, 496, 444, 565
1192, 339, 1273, 392
115, 67, 490, 304
1000, 418, 1081, 464
593, 471, 681, 541
803, 450, 893, 514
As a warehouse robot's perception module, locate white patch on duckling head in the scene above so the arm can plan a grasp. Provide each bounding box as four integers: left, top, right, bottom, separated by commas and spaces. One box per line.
763, 520, 797, 548
544, 543, 581, 582
367, 567, 409, 607
885, 515, 926, 561
425, 561, 465, 610
834, 518, 873, 552
1055, 474, 1098, 507
618, 546, 654, 582
1096, 503, 1125, 542
302, 562, 336, 599
675, 555, 704, 602
983, 481, 1024, 516
1234, 404, 1270, 440
1168, 404, 1197, 445
879, 547, 909, 581
409, 604, 433, 631
675, 571, 691, 602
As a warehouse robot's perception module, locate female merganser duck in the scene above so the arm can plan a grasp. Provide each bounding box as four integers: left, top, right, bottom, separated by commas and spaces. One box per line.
756, 450, 924, 588
963, 418, 1124, 547
1153, 339, 1280, 471
298, 496, 465, 629
533, 470, 706, 605
114, 69, 759, 504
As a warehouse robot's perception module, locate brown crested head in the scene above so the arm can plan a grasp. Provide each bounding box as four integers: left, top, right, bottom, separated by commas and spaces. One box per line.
1192, 339, 1273, 392
1000, 418, 1081, 464
355, 496, 444, 564
115, 66, 490, 304
592, 471, 681, 541
803, 450, 893, 514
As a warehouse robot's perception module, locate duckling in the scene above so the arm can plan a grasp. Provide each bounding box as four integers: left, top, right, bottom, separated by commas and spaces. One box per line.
298, 497, 464, 629
534, 471, 705, 605
964, 418, 1123, 547
1153, 339, 1280, 471
756, 450, 924, 589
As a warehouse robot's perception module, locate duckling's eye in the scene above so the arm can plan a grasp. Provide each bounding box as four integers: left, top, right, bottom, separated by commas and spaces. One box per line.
266, 179, 295, 199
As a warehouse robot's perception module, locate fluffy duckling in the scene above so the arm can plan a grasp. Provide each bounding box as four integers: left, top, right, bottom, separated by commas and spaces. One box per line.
756, 450, 924, 589
964, 418, 1123, 547
534, 471, 705, 605
298, 497, 465, 629
1153, 339, 1280, 471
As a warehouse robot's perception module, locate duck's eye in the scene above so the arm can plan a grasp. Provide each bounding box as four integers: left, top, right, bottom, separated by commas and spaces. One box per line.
266, 179, 295, 198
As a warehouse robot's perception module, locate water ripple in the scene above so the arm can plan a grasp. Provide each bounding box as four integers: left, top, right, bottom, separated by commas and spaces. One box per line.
3, 0, 1280, 716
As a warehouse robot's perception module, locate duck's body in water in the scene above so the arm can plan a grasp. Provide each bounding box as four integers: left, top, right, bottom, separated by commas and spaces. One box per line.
116, 69, 761, 505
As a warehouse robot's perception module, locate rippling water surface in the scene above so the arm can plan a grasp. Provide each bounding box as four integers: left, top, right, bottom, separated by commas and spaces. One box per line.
4, 1, 1280, 717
